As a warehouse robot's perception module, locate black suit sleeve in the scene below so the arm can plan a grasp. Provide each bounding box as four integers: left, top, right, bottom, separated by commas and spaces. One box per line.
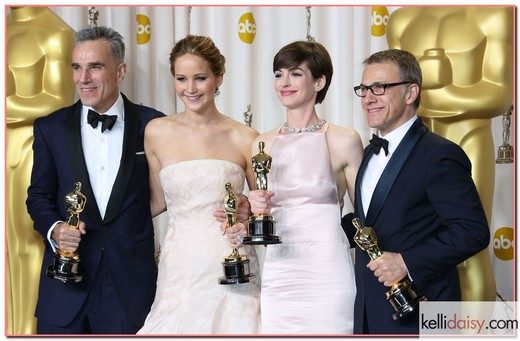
400, 142, 490, 285
341, 212, 357, 249
26, 118, 62, 239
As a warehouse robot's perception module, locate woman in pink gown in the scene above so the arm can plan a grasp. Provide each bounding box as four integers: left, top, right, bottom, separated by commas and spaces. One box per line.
227, 40, 363, 334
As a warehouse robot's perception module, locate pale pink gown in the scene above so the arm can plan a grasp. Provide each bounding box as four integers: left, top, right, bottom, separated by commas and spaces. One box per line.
261, 127, 355, 334
138, 159, 260, 334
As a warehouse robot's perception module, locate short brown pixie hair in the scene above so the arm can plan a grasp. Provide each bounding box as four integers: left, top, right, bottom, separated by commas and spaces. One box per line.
273, 40, 333, 104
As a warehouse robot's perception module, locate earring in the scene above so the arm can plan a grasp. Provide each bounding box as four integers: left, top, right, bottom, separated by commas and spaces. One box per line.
215, 87, 221, 96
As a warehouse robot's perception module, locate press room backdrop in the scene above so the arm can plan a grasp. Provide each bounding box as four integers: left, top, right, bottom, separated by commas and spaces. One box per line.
6, 5, 515, 334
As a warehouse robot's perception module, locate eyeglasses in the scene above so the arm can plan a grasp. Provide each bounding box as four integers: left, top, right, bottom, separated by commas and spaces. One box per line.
353, 81, 412, 97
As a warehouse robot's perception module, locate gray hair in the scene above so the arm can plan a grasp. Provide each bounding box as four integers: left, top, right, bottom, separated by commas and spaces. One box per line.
363, 49, 422, 108
74, 26, 125, 64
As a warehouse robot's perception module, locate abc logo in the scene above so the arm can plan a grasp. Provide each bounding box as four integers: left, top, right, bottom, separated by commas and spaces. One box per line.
238, 12, 256, 44
136, 14, 151, 45
371, 6, 389, 37
493, 227, 514, 261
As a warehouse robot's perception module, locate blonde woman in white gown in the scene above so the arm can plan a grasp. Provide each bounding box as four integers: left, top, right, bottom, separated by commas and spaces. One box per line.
138, 35, 260, 334
227, 40, 363, 334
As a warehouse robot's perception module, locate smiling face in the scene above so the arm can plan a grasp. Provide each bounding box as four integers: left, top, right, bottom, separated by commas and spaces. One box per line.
274, 62, 324, 110
173, 53, 222, 113
72, 39, 126, 113
360, 62, 417, 136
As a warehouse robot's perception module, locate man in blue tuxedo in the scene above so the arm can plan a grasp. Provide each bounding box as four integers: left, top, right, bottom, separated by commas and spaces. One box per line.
348, 49, 489, 334
26, 26, 164, 334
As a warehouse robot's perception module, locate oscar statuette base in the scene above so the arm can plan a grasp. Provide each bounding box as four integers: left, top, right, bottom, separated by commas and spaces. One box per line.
496, 144, 513, 164
243, 215, 281, 246
386, 279, 427, 320
46, 253, 83, 283
219, 252, 255, 285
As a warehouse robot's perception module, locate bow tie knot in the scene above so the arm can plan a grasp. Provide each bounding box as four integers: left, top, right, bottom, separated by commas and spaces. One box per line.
87, 109, 117, 132
369, 134, 389, 156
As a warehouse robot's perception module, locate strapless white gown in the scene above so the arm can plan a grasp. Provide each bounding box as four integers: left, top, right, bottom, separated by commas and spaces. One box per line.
138, 159, 261, 334
261, 129, 356, 334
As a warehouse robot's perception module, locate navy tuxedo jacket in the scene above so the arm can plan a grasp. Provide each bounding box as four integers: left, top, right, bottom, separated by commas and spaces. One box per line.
27, 94, 164, 328
352, 118, 489, 334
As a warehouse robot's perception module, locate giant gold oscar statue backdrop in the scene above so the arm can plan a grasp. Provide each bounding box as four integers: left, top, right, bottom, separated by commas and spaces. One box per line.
387, 6, 513, 301
7, 7, 75, 334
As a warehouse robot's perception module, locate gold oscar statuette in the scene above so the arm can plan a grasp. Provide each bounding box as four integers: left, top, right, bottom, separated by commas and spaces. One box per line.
243, 141, 281, 246
47, 182, 86, 283
7, 6, 76, 333
496, 104, 514, 164
219, 182, 255, 285
352, 218, 426, 320
387, 6, 512, 301
243, 104, 253, 127
88, 7, 99, 28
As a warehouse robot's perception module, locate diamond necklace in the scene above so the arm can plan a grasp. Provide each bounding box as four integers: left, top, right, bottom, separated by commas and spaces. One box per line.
282, 119, 327, 134
181, 114, 228, 126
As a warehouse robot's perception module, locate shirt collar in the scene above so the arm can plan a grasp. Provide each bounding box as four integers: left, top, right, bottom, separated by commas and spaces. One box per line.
378, 115, 418, 156
81, 93, 125, 126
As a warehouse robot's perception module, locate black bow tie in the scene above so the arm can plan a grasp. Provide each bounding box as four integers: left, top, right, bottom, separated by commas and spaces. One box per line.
87, 109, 117, 132
369, 134, 389, 156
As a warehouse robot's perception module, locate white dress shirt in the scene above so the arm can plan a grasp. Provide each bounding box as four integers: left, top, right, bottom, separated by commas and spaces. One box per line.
360, 115, 418, 217
81, 94, 125, 218
47, 94, 125, 250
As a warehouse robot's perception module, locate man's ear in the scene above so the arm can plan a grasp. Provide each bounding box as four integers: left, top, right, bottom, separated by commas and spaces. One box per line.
406, 83, 419, 105
117, 63, 127, 83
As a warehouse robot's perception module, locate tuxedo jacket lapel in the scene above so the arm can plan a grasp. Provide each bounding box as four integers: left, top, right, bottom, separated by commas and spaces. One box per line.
65, 100, 103, 224
364, 119, 428, 226
354, 147, 374, 223
103, 93, 139, 224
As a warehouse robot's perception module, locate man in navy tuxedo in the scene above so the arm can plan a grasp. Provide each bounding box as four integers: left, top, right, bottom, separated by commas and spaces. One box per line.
348, 49, 489, 334
26, 26, 164, 334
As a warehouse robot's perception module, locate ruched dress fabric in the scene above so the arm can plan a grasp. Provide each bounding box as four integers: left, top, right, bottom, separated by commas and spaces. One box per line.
260, 129, 356, 334
138, 159, 261, 335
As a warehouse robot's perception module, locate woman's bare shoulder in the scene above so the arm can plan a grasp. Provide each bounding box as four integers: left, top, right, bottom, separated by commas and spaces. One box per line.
145, 114, 180, 138
327, 123, 363, 147
230, 119, 259, 139
251, 127, 280, 154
